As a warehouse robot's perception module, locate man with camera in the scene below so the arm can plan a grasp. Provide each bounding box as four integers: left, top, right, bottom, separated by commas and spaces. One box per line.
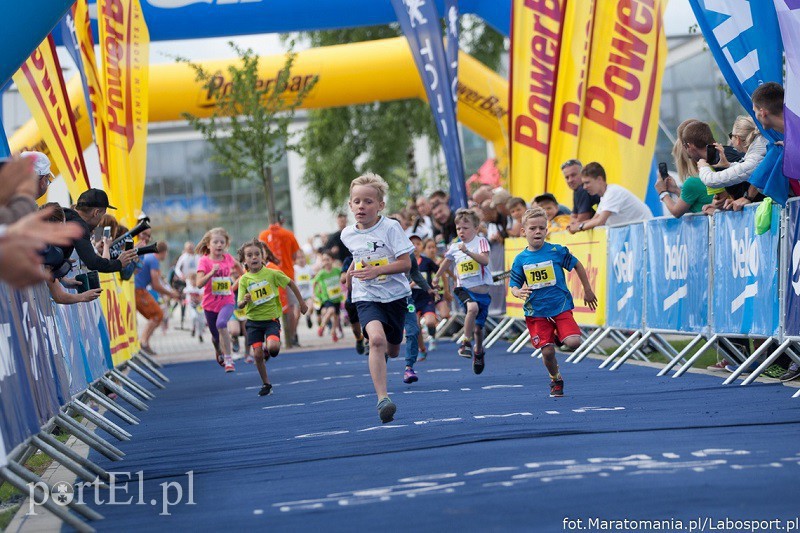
60, 189, 137, 273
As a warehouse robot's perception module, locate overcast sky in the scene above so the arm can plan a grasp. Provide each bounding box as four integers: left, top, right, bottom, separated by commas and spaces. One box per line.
145, 1, 700, 64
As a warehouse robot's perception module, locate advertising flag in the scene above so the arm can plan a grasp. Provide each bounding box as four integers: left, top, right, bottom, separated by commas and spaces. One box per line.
444, 0, 459, 108
391, 0, 467, 209
509, 0, 566, 202
774, 0, 800, 181
12, 35, 91, 201
98, 0, 150, 227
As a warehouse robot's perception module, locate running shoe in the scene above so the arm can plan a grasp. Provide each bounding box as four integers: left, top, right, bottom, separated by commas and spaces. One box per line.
317, 325, 325, 337
473, 351, 485, 375
355, 337, 365, 355
780, 363, 800, 382
377, 397, 396, 423
706, 360, 729, 371
427, 338, 438, 352
231, 336, 240, 353
224, 356, 235, 373
403, 367, 418, 384
198, 334, 204, 343
458, 341, 473, 359
332, 330, 339, 342
306, 315, 313, 329
245, 355, 255, 364
258, 383, 273, 396
417, 351, 427, 363
549, 379, 564, 397
215, 352, 225, 367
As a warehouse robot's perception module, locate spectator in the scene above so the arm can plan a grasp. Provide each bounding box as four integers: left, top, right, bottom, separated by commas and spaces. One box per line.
431, 197, 457, 245
413, 196, 435, 236
561, 159, 601, 223
472, 184, 493, 206
656, 119, 714, 217
258, 212, 302, 347
569, 162, 652, 233
20, 151, 56, 200
479, 200, 507, 244
698, 115, 766, 192
60, 189, 137, 273
533, 193, 572, 233
507, 196, 527, 237
324, 213, 351, 262
0, 156, 42, 224
135, 241, 180, 355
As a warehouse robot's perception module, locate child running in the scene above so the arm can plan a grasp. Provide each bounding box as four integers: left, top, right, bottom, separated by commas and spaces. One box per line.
435, 208, 493, 374
294, 251, 315, 330
196, 227, 242, 373
410, 234, 439, 355
237, 238, 308, 396
340, 255, 365, 355
509, 207, 597, 397
184, 273, 205, 342
313, 251, 343, 342
342, 173, 414, 423
424, 238, 452, 323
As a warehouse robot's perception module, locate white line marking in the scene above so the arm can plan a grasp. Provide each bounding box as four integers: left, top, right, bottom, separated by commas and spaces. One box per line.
295, 430, 350, 439
474, 412, 533, 419
285, 379, 317, 385
465, 467, 519, 476
572, 407, 625, 413
427, 368, 462, 373
403, 389, 450, 394
311, 398, 351, 404
302, 363, 330, 368
663, 453, 680, 459
481, 384, 523, 390
413, 418, 462, 425
460, 388, 471, 391
253, 509, 263, 515
357, 425, 408, 432
398, 473, 457, 482
545, 411, 559, 415
262, 403, 305, 410
323, 375, 355, 380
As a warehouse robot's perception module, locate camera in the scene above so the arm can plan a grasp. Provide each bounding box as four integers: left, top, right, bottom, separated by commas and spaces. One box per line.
74, 271, 100, 293
136, 242, 159, 256
109, 217, 150, 258
706, 144, 720, 166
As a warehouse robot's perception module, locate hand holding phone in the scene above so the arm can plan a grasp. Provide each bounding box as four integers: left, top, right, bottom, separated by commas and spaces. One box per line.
658, 162, 669, 179
103, 226, 111, 239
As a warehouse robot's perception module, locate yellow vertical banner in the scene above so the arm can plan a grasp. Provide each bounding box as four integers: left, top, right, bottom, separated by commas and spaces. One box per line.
12, 34, 91, 201
546, 0, 597, 205
575, 0, 667, 201
99, 274, 139, 366
509, 0, 566, 203
73, 0, 111, 191
548, 228, 607, 326
98, 0, 150, 227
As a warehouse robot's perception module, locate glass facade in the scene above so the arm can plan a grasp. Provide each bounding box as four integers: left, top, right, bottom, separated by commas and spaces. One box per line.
142, 138, 292, 263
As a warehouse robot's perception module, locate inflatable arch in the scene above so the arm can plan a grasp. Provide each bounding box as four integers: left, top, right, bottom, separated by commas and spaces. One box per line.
10, 37, 509, 177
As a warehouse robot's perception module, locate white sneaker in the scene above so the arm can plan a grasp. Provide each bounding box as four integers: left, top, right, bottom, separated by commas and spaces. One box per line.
224, 356, 235, 373
427, 338, 437, 352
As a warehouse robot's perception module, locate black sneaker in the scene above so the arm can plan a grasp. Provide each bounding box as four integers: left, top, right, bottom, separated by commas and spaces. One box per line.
473, 351, 485, 375
549, 379, 564, 397
780, 363, 800, 382
306, 315, 313, 329
355, 337, 365, 355
258, 383, 273, 397
377, 397, 396, 423
458, 341, 473, 359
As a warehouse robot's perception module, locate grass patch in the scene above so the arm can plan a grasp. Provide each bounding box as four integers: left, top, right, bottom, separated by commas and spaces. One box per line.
0, 428, 74, 530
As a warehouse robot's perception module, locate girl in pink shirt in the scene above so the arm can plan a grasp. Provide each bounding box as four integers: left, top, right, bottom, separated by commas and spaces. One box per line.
196, 227, 242, 372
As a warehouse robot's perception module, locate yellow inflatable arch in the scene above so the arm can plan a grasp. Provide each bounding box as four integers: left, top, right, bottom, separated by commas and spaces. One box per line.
10, 37, 509, 177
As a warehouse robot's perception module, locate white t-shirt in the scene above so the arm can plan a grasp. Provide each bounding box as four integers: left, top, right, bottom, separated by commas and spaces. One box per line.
597, 184, 653, 226
407, 216, 434, 240
175, 253, 199, 280
445, 236, 493, 289
294, 264, 315, 300
341, 217, 414, 303
184, 283, 203, 306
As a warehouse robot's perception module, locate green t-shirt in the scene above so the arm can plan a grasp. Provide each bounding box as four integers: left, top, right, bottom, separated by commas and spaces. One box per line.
237, 266, 291, 321
313, 267, 343, 304
680, 176, 714, 213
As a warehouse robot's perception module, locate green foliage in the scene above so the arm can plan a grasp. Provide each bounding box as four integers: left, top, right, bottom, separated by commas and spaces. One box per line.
175, 42, 317, 223
295, 20, 504, 210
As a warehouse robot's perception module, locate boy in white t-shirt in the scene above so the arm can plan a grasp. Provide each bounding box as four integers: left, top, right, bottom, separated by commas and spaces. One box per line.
435, 208, 492, 374
342, 173, 414, 424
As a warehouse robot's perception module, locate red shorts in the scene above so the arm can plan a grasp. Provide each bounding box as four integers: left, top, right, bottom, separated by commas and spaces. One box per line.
525, 310, 581, 349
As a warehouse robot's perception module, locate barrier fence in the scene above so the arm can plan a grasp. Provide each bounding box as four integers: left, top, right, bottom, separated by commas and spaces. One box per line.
0, 272, 169, 532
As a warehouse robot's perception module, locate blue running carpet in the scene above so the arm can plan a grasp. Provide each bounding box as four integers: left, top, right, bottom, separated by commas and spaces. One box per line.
77, 343, 800, 532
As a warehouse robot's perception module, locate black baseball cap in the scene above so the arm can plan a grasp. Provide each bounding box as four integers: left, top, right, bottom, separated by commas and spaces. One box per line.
76, 188, 116, 210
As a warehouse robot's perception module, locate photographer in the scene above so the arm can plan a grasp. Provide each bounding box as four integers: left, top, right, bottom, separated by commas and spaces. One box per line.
60, 189, 137, 273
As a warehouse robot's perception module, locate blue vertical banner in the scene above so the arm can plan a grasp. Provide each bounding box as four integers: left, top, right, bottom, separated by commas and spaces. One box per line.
688, 0, 784, 142
444, 0, 459, 108
0, 79, 11, 157
785, 199, 800, 337
391, 0, 468, 209
712, 206, 780, 336
606, 223, 645, 330
645, 216, 709, 333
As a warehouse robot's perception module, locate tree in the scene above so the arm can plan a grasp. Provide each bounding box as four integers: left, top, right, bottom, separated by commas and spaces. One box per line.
297, 20, 504, 211
176, 42, 317, 224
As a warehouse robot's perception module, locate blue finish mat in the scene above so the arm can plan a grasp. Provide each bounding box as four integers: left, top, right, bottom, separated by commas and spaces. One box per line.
79, 344, 800, 532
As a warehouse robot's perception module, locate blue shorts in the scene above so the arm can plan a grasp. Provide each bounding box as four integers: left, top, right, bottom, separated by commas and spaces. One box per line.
454, 287, 491, 328
412, 289, 436, 316
356, 298, 407, 346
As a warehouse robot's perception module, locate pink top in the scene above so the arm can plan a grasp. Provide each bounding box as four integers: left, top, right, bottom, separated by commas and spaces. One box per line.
197, 254, 237, 312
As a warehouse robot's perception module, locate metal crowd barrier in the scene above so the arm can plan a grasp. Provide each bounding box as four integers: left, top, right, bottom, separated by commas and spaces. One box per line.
0, 272, 169, 531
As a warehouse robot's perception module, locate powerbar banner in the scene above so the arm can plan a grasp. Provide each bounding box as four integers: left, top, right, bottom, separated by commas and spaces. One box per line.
98, 0, 150, 227
509, 0, 566, 202
12, 34, 91, 201
99, 273, 138, 366
712, 205, 780, 337
689, 0, 784, 142
645, 215, 709, 333
391, 0, 467, 209
549, 228, 608, 327
606, 222, 645, 329
505, 237, 528, 319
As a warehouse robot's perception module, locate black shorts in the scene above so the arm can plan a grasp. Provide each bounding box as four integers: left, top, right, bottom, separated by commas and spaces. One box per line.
321, 301, 341, 314
355, 298, 407, 346
245, 319, 281, 347
412, 289, 436, 316
345, 300, 359, 323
